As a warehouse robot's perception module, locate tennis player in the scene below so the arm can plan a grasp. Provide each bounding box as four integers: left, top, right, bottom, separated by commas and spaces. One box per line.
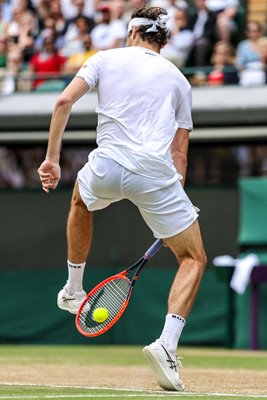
38, 5, 206, 392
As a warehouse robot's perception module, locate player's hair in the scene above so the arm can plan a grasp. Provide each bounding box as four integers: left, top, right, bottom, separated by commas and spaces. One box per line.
129, 6, 169, 47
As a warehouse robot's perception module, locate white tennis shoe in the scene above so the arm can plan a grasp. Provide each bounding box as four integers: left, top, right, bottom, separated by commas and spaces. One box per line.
57, 286, 86, 315
142, 340, 185, 391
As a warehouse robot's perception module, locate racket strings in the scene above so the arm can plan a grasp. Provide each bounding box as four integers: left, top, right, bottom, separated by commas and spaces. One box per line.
78, 277, 130, 335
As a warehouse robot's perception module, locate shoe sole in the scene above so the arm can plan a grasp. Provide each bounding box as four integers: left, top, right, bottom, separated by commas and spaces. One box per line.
142, 346, 184, 392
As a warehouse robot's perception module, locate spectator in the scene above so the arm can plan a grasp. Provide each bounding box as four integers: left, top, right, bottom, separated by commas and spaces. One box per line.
236, 21, 266, 87
28, 30, 66, 89
109, 0, 126, 21
63, 0, 95, 36
35, 0, 52, 28
0, 2, 8, 33
187, 0, 218, 67
161, 7, 194, 67
60, 0, 95, 20
0, 46, 23, 95
62, 15, 94, 56
0, 147, 24, 187
7, 8, 37, 62
35, 18, 64, 51
122, 0, 147, 22
47, 0, 66, 39
0, 0, 12, 25
90, 4, 127, 50
149, 0, 188, 31
207, 40, 239, 85
205, 0, 240, 42
63, 33, 96, 74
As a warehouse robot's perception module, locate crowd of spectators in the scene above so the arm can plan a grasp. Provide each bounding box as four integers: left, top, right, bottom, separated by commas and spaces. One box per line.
0, 0, 267, 94
0, 0, 267, 189
0, 143, 267, 188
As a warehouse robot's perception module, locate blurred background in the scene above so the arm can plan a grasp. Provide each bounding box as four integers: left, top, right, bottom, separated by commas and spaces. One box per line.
0, 0, 267, 350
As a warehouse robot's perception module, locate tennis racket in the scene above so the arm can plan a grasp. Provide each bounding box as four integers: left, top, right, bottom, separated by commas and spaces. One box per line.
76, 239, 163, 337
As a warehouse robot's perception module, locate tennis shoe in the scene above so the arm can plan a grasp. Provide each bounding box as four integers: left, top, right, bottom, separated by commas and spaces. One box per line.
142, 340, 185, 391
57, 286, 86, 315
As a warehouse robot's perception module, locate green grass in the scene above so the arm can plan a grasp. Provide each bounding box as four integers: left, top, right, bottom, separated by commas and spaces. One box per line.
0, 345, 267, 400
0, 385, 266, 400
0, 345, 266, 369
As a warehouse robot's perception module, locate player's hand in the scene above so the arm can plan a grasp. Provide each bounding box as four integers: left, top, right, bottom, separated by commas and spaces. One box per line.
38, 159, 61, 193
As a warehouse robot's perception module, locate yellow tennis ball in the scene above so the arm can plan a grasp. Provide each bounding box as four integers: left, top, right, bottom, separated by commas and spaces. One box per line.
92, 307, 109, 323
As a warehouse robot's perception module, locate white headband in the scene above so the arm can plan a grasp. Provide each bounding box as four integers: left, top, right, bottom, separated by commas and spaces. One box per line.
127, 15, 169, 34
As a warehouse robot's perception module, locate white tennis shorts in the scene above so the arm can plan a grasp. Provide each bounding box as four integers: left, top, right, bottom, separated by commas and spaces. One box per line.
77, 152, 198, 239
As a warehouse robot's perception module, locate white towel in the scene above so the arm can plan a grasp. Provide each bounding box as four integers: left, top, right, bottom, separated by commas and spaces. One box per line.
230, 254, 260, 294
213, 254, 260, 294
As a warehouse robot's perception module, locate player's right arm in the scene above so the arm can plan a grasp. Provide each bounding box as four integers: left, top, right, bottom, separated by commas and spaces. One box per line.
38, 77, 90, 193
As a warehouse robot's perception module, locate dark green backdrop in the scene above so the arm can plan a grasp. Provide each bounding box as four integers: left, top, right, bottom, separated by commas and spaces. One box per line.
1, 188, 266, 348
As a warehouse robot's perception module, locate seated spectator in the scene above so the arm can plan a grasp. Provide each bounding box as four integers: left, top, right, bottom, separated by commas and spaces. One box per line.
35, 18, 64, 51
161, 7, 194, 67
63, 0, 95, 36
205, 0, 240, 42
122, 0, 147, 22
149, 0, 188, 31
0, 2, 8, 33
0, 46, 23, 95
7, 6, 38, 63
62, 15, 94, 56
110, 0, 127, 22
187, 0, 218, 67
63, 33, 96, 74
46, 0, 67, 40
60, 0, 96, 20
28, 31, 66, 89
90, 3, 127, 50
0, 147, 24, 188
236, 21, 266, 87
207, 40, 239, 85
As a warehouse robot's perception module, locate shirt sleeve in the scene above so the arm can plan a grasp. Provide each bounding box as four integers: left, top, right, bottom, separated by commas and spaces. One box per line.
176, 89, 193, 131
75, 51, 103, 89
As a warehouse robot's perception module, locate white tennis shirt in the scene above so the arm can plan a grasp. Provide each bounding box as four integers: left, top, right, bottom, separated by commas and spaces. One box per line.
76, 46, 193, 180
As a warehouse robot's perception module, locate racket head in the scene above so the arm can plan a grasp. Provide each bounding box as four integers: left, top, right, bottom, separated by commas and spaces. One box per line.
75, 274, 131, 337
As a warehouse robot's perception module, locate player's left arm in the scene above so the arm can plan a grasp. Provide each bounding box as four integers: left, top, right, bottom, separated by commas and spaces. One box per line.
171, 127, 189, 188
38, 77, 89, 193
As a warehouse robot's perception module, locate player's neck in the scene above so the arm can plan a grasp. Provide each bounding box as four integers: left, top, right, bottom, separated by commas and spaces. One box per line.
129, 37, 161, 54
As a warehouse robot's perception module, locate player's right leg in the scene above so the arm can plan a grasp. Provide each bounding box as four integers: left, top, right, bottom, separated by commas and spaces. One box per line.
58, 153, 125, 314
57, 180, 92, 314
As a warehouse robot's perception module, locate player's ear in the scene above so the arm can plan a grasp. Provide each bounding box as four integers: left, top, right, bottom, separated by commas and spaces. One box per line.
131, 26, 138, 39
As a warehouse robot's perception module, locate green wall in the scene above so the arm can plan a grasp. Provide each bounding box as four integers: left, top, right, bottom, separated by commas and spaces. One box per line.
1, 188, 266, 348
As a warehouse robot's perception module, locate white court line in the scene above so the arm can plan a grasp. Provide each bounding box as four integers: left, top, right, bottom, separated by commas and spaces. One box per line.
0, 383, 267, 398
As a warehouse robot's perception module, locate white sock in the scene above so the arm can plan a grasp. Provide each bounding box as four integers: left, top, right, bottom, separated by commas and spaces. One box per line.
65, 259, 86, 295
159, 313, 186, 353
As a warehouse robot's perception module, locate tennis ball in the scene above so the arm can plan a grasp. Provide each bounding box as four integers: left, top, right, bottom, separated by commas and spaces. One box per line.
92, 307, 109, 323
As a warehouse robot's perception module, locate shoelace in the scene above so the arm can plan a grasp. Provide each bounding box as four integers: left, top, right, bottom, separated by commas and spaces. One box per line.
175, 355, 183, 369
161, 344, 183, 372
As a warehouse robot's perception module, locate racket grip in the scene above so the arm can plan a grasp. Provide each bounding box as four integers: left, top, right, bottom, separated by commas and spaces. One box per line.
145, 239, 163, 259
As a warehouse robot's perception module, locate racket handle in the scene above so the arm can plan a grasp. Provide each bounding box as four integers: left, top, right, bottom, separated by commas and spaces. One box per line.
145, 239, 163, 259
